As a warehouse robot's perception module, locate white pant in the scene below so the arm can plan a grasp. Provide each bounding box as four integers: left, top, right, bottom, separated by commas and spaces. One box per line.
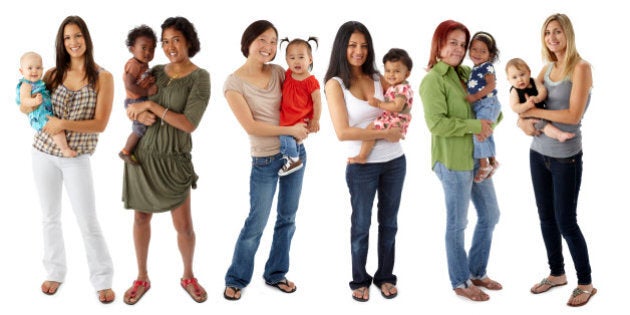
31, 149, 114, 291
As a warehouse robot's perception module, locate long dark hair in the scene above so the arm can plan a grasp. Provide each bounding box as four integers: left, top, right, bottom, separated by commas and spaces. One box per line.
324, 21, 378, 89
48, 16, 98, 90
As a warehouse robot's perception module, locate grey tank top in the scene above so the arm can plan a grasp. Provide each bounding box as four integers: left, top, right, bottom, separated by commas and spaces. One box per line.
530, 63, 590, 158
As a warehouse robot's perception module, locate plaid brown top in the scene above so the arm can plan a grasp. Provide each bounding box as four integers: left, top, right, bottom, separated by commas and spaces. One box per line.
32, 82, 99, 156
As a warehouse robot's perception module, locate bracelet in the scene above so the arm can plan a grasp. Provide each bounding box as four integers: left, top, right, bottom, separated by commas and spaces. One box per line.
161, 108, 169, 125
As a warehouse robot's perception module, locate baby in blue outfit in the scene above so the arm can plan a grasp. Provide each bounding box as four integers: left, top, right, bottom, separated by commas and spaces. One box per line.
17, 51, 76, 157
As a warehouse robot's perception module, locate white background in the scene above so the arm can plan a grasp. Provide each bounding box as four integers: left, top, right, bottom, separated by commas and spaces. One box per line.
1, 0, 624, 314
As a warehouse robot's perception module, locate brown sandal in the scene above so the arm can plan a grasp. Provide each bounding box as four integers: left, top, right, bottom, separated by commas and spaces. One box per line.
567, 287, 597, 307
471, 277, 503, 290
454, 286, 489, 302
531, 277, 567, 294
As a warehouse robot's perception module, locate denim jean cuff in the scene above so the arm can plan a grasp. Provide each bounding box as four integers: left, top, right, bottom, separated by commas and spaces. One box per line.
454, 279, 473, 289
470, 274, 487, 281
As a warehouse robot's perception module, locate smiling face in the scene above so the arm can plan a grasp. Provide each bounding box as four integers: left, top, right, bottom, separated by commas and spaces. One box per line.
249, 27, 277, 63
20, 53, 44, 82
346, 31, 368, 68
469, 39, 490, 66
161, 27, 189, 63
506, 65, 531, 90
130, 36, 156, 64
383, 60, 410, 86
439, 29, 467, 67
285, 42, 312, 75
63, 23, 86, 58
544, 20, 567, 55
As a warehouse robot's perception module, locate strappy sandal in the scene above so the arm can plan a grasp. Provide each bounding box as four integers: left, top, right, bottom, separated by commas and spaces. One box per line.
124, 280, 150, 305
567, 287, 597, 307
181, 277, 207, 303
530, 277, 567, 294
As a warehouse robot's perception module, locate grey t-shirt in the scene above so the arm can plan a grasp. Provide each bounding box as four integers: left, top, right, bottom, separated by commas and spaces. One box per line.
531, 63, 591, 158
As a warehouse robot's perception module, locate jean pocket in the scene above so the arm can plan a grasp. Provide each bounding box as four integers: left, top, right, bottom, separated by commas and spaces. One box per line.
251, 154, 280, 167
555, 151, 581, 164
555, 157, 576, 164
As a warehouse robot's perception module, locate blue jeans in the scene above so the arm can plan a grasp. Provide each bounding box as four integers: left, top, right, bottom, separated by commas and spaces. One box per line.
472, 96, 501, 159
279, 135, 299, 158
346, 155, 406, 290
225, 144, 306, 288
433, 161, 500, 289
530, 150, 591, 284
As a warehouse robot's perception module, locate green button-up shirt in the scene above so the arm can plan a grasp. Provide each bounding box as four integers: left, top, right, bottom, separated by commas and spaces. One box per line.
421, 61, 500, 171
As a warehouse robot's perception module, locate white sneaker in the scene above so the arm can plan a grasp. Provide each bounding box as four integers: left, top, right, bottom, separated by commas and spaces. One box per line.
278, 158, 303, 176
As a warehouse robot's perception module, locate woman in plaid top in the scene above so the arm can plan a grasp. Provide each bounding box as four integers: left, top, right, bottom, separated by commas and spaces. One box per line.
19, 16, 116, 304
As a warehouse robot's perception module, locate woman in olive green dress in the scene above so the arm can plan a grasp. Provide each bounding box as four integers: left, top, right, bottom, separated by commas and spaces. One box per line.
122, 16, 210, 305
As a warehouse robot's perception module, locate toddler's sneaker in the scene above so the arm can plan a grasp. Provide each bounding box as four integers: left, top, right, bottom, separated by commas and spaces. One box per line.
279, 158, 303, 176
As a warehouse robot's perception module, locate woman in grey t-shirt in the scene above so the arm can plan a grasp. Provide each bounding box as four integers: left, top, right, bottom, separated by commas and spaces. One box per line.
517, 13, 596, 307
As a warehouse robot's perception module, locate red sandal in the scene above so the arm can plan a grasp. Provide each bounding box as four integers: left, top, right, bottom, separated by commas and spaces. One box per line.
181, 277, 207, 303
124, 280, 150, 305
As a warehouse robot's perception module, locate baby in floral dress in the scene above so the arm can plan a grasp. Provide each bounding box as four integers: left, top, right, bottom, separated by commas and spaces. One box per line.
349, 48, 413, 164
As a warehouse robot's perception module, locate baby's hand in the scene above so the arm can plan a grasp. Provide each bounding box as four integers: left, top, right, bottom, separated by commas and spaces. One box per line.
525, 96, 536, 109
137, 75, 156, 89
307, 119, 320, 133
126, 102, 148, 120
368, 97, 380, 108
465, 94, 476, 103
147, 84, 158, 96
34, 93, 43, 105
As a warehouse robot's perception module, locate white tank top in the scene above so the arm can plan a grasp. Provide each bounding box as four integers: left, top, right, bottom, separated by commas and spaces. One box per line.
332, 76, 404, 163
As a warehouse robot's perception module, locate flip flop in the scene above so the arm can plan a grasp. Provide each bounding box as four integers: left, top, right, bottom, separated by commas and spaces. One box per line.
531, 277, 567, 294
223, 286, 242, 301
124, 280, 150, 305
265, 279, 296, 293
352, 287, 369, 302
567, 287, 597, 307
380, 283, 398, 299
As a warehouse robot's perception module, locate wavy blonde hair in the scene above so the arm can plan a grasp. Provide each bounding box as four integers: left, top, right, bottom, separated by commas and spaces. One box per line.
541, 13, 581, 79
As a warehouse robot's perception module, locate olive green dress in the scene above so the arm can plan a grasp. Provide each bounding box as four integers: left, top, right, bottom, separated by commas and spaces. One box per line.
122, 65, 210, 212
